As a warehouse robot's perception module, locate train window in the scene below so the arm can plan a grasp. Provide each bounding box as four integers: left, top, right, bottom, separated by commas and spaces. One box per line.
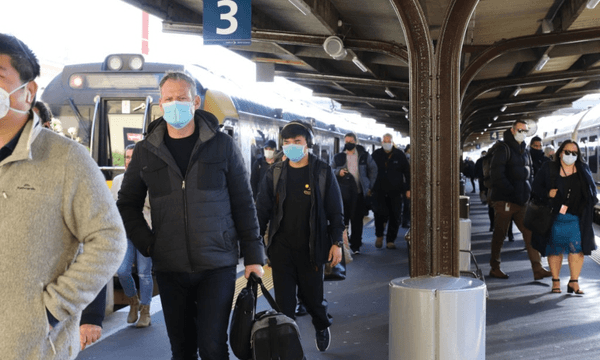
69, 73, 161, 90
589, 135, 598, 174
223, 127, 234, 138
320, 148, 330, 163
106, 99, 147, 166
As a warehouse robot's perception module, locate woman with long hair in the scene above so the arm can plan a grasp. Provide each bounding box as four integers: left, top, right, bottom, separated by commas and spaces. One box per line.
530, 139, 598, 294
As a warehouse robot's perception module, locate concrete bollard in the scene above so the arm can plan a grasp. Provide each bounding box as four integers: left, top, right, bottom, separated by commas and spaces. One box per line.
389, 276, 486, 360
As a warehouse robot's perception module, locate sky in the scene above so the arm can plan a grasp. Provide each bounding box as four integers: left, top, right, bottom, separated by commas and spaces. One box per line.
0, 0, 397, 139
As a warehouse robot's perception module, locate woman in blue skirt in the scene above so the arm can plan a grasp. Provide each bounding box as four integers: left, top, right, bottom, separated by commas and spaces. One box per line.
531, 140, 598, 294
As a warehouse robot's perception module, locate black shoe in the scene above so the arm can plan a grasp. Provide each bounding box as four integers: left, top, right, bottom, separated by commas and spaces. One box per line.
315, 327, 331, 351
295, 303, 308, 317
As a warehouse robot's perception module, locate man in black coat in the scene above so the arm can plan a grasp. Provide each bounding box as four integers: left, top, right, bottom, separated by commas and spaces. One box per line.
371, 133, 410, 250
251, 139, 277, 200
117, 71, 265, 360
331, 133, 377, 254
488, 120, 552, 280
529, 135, 549, 178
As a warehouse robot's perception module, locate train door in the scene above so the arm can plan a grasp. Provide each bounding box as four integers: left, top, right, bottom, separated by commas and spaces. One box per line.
588, 135, 598, 175
104, 98, 159, 178
580, 137, 588, 162
334, 137, 341, 154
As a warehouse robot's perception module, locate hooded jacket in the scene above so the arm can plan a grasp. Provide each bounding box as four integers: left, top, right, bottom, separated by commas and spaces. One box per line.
117, 110, 265, 272
490, 128, 533, 206
255, 153, 345, 267
0, 114, 126, 360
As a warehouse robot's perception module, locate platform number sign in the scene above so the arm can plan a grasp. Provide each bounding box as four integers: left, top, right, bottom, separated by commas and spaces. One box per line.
490, 131, 499, 140
203, 0, 251, 45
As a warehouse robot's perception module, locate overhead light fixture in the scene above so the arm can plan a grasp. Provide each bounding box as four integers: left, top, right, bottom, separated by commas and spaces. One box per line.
534, 55, 550, 71
541, 19, 553, 34
500, 105, 507, 112
587, 0, 600, 9
512, 87, 522, 97
352, 56, 368, 72
323, 36, 347, 60
385, 88, 395, 98
402, 106, 409, 112
288, 0, 311, 15
493, 116, 499, 121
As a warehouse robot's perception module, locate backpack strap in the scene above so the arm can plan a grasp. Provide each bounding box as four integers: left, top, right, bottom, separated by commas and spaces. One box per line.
272, 162, 283, 193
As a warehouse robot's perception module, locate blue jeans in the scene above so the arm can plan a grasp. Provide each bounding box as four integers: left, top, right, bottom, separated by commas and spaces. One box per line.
155, 266, 236, 360
117, 239, 153, 305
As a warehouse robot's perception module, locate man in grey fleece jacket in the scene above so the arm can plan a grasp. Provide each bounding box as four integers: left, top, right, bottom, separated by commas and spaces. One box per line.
0, 34, 127, 359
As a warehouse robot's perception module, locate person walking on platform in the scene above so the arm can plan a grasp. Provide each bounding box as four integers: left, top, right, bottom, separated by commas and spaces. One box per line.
251, 139, 277, 200
529, 136, 549, 178
402, 144, 411, 228
371, 133, 411, 249
331, 133, 377, 254
475, 151, 495, 230
488, 120, 552, 280
117, 71, 265, 360
0, 34, 126, 360
530, 140, 598, 294
111, 144, 153, 328
255, 120, 344, 352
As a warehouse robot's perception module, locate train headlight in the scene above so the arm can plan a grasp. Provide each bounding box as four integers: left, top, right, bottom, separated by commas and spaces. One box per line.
129, 56, 143, 70
69, 75, 84, 89
107, 56, 123, 70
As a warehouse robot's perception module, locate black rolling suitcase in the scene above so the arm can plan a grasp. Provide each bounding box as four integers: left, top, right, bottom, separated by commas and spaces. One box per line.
249, 273, 305, 360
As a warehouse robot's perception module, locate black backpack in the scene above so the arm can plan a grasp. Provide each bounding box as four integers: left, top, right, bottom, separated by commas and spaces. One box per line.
250, 273, 305, 360
482, 141, 511, 190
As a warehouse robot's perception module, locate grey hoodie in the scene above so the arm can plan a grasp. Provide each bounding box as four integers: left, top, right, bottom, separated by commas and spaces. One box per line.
0, 114, 126, 359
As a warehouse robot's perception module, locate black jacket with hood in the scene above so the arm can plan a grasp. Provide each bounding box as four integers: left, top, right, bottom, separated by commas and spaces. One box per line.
117, 109, 265, 272
490, 128, 533, 206
255, 153, 345, 268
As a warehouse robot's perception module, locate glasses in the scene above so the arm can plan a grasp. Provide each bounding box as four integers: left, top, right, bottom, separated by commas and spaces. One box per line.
516, 129, 528, 134
563, 150, 578, 156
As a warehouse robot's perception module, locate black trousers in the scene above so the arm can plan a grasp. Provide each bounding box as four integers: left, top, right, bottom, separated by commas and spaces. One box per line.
155, 267, 236, 360
349, 194, 366, 251
374, 192, 402, 243
269, 241, 332, 331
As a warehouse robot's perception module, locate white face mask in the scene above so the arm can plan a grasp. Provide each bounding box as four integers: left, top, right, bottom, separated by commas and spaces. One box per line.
0, 82, 30, 119
382, 143, 393, 151
264, 149, 274, 159
514, 132, 526, 144
562, 153, 577, 166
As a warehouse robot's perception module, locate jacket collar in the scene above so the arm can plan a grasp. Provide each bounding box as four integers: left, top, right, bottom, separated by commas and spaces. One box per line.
0, 112, 42, 166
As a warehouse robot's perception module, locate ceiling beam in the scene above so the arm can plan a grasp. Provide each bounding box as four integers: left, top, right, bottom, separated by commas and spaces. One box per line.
274, 71, 409, 88
312, 93, 409, 106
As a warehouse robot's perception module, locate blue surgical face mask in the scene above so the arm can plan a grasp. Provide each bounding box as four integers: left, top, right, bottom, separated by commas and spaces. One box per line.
162, 101, 194, 129
283, 144, 306, 163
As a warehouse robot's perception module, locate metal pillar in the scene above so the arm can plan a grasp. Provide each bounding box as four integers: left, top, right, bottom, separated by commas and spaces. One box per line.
389, 0, 478, 277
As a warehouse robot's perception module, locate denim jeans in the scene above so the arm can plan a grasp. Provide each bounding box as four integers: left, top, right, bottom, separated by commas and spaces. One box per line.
117, 239, 153, 305
155, 266, 236, 360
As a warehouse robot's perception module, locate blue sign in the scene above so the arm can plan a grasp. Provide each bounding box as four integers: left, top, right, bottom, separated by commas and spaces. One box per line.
203, 0, 252, 45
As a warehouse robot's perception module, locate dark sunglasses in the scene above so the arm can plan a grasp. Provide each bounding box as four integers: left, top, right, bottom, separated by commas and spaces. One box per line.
516, 129, 528, 134
563, 150, 578, 156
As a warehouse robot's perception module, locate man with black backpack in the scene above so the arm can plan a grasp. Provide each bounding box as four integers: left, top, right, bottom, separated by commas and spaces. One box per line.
255, 120, 345, 352
331, 133, 378, 254
487, 120, 552, 280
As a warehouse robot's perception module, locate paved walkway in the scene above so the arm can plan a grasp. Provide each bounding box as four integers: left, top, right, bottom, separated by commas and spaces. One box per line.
77, 192, 600, 359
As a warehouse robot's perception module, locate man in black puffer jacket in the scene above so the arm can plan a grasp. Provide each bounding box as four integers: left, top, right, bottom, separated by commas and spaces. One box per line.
117, 71, 265, 360
488, 120, 551, 281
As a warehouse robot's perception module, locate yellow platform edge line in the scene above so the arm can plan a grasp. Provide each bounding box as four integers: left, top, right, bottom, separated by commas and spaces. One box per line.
232, 265, 273, 310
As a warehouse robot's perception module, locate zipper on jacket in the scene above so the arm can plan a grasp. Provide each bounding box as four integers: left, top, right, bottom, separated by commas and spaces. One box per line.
182, 179, 195, 271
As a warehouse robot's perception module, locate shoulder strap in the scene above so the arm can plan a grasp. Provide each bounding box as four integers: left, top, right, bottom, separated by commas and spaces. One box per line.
317, 161, 327, 200
250, 273, 281, 313
500, 141, 510, 162
272, 162, 283, 193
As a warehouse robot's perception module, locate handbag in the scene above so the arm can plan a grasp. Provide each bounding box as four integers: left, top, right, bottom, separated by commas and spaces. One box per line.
230, 276, 258, 360
524, 197, 553, 235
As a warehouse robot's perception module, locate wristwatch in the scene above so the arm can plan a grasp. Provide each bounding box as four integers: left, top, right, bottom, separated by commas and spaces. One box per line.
333, 240, 343, 248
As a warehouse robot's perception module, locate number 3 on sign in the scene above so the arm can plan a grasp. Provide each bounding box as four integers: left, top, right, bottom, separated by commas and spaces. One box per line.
217, 0, 238, 35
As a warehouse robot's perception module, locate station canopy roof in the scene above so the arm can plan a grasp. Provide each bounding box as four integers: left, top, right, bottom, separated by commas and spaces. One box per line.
123, 0, 600, 148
